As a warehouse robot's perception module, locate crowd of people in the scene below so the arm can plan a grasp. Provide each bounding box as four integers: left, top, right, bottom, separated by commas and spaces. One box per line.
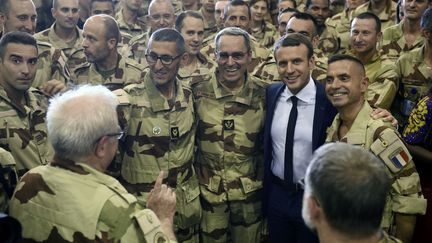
0, 0, 431, 242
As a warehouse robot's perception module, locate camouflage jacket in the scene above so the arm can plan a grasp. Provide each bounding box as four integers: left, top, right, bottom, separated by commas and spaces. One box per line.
115, 8, 146, 37
393, 46, 432, 129
0, 148, 16, 213
115, 73, 201, 230
326, 101, 427, 230
9, 157, 172, 243
199, 8, 218, 39
177, 52, 217, 86
322, 9, 354, 55
250, 21, 278, 49
201, 34, 271, 73
34, 40, 70, 88
352, 0, 397, 31
0, 86, 53, 177
71, 54, 145, 91
382, 20, 424, 63
191, 70, 267, 203
121, 30, 150, 67
34, 23, 83, 59
345, 50, 397, 109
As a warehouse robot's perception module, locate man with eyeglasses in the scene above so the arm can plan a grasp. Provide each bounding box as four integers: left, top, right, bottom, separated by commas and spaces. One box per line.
34, 0, 82, 63
114, 28, 202, 243
9, 85, 178, 242
71, 14, 144, 91
122, 0, 176, 67
192, 27, 267, 243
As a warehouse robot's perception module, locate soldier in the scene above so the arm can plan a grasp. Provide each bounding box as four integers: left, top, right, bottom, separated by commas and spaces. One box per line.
0, 0, 69, 95
302, 143, 401, 243
276, 7, 298, 37
0, 31, 54, 180
175, 11, 216, 84
182, 0, 201, 11
381, 0, 429, 62
34, 0, 82, 59
123, 0, 176, 66
348, 12, 397, 109
201, 0, 271, 73
214, 0, 229, 30
277, 0, 296, 13
200, 0, 218, 38
115, 28, 202, 242
322, 0, 367, 54
392, 8, 432, 130
71, 15, 144, 91
325, 54, 427, 243
352, 0, 398, 30
304, 0, 330, 36
193, 27, 266, 243
9, 85, 177, 242
115, 0, 146, 36
249, 0, 278, 48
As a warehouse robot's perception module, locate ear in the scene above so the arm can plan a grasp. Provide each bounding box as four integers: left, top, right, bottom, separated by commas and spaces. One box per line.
180, 52, 189, 66
361, 76, 369, 93
309, 56, 315, 70
307, 195, 323, 221
247, 50, 252, 63
51, 8, 56, 18
107, 38, 116, 50
422, 28, 430, 39
94, 136, 110, 158
312, 35, 320, 49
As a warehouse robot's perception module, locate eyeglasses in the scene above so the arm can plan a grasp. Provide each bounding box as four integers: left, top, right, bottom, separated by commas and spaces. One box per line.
216, 51, 248, 61
145, 52, 183, 65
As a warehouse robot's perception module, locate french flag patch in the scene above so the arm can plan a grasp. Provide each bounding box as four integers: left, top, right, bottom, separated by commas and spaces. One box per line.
390, 149, 409, 169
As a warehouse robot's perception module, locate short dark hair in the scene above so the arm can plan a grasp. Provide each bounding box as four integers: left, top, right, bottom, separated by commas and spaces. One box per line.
279, 0, 297, 9
289, 12, 319, 37
353, 12, 381, 32
0, 31, 38, 59
0, 0, 11, 15
223, 0, 251, 20
305, 0, 330, 9
280, 7, 298, 15
90, 0, 115, 10
149, 28, 186, 55
175, 11, 204, 32
328, 54, 365, 76
274, 33, 314, 59
305, 143, 390, 238
421, 7, 432, 30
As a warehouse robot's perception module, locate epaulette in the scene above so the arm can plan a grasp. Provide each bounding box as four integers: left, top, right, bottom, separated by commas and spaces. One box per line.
36, 40, 53, 48
133, 209, 170, 243
112, 89, 130, 105
250, 75, 269, 89
73, 62, 92, 73
124, 57, 145, 70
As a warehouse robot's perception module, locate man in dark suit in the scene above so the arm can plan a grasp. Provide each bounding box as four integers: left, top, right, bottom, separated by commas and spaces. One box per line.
263, 33, 335, 243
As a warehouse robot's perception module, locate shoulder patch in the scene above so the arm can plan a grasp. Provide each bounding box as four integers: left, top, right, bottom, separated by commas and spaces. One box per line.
112, 89, 130, 105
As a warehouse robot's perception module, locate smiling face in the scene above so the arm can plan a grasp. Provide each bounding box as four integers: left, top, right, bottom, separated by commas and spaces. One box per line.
305, 0, 330, 26
250, 0, 268, 22
325, 60, 368, 110
180, 16, 204, 55
402, 0, 430, 20
216, 35, 251, 87
350, 18, 381, 55
2, 0, 37, 34
0, 43, 38, 96
275, 44, 314, 94
224, 5, 250, 31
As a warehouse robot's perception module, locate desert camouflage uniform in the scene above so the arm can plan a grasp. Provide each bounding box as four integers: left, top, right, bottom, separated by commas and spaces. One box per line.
250, 21, 278, 49
115, 8, 146, 37
345, 50, 397, 109
252, 50, 328, 84
121, 30, 151, 67
393, 46, 432, 130
200, 8, 218, 38
201, 35, 271, 73
34, 41, 70, 88
177, 53, 217, 86
115, 73, 201, 242
382, 20, 424, 63
192, 70, 267, 243
0, 86, 53, 177
0, 148, 16, 213
326, 101, 427, 232
379, 231, 402, 243
321, 9, 354, 55
352, 0, 397, 31
9, 157, 173, 243
71, 55, 144, 91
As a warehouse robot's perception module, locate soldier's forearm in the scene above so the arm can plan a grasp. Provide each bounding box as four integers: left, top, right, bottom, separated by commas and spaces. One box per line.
160, 219, 177, 242
394, 213, 416, 243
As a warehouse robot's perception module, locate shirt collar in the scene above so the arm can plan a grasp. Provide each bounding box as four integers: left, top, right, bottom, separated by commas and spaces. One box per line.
282, 76, 316, 104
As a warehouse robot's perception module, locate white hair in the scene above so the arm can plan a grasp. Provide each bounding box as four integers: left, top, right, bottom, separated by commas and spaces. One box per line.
46, 85, 119, 161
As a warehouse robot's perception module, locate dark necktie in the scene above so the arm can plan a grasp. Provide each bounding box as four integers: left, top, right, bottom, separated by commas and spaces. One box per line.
284, 96, 298, 184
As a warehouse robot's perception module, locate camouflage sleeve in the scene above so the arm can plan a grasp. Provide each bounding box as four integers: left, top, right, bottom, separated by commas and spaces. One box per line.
0, 148, 16, 213
367, 66, 398, 109
50, 47, 71, 84
318, 26, 340, 57
370, 128, 427, 215
98, 195, 173, 243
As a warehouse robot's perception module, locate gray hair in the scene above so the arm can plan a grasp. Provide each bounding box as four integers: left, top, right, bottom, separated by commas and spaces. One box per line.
214, 27, 251, 53
148, 28, 186, 55
46, 85, 119, 161
304, 143, 390, 238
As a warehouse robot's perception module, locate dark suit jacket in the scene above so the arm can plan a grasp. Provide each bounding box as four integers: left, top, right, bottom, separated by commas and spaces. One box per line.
262, 80, 337, 215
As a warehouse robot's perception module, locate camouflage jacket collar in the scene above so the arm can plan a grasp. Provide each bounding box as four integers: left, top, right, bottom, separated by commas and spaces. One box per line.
144, 72, 189, 112
362, 0, 396, 21
115, 8, 145, 31
90, 54, 126, 84
47, 23, 83, 51
0, 86, 44, 118
211, 69, 254, 106
177, 52, 216, 78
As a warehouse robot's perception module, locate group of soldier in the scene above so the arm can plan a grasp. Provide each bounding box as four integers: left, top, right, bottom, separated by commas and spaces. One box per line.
0, 0, 431, 242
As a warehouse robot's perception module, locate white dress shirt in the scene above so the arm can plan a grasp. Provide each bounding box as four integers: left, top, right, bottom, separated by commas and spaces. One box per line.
270, 77, 316, 183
